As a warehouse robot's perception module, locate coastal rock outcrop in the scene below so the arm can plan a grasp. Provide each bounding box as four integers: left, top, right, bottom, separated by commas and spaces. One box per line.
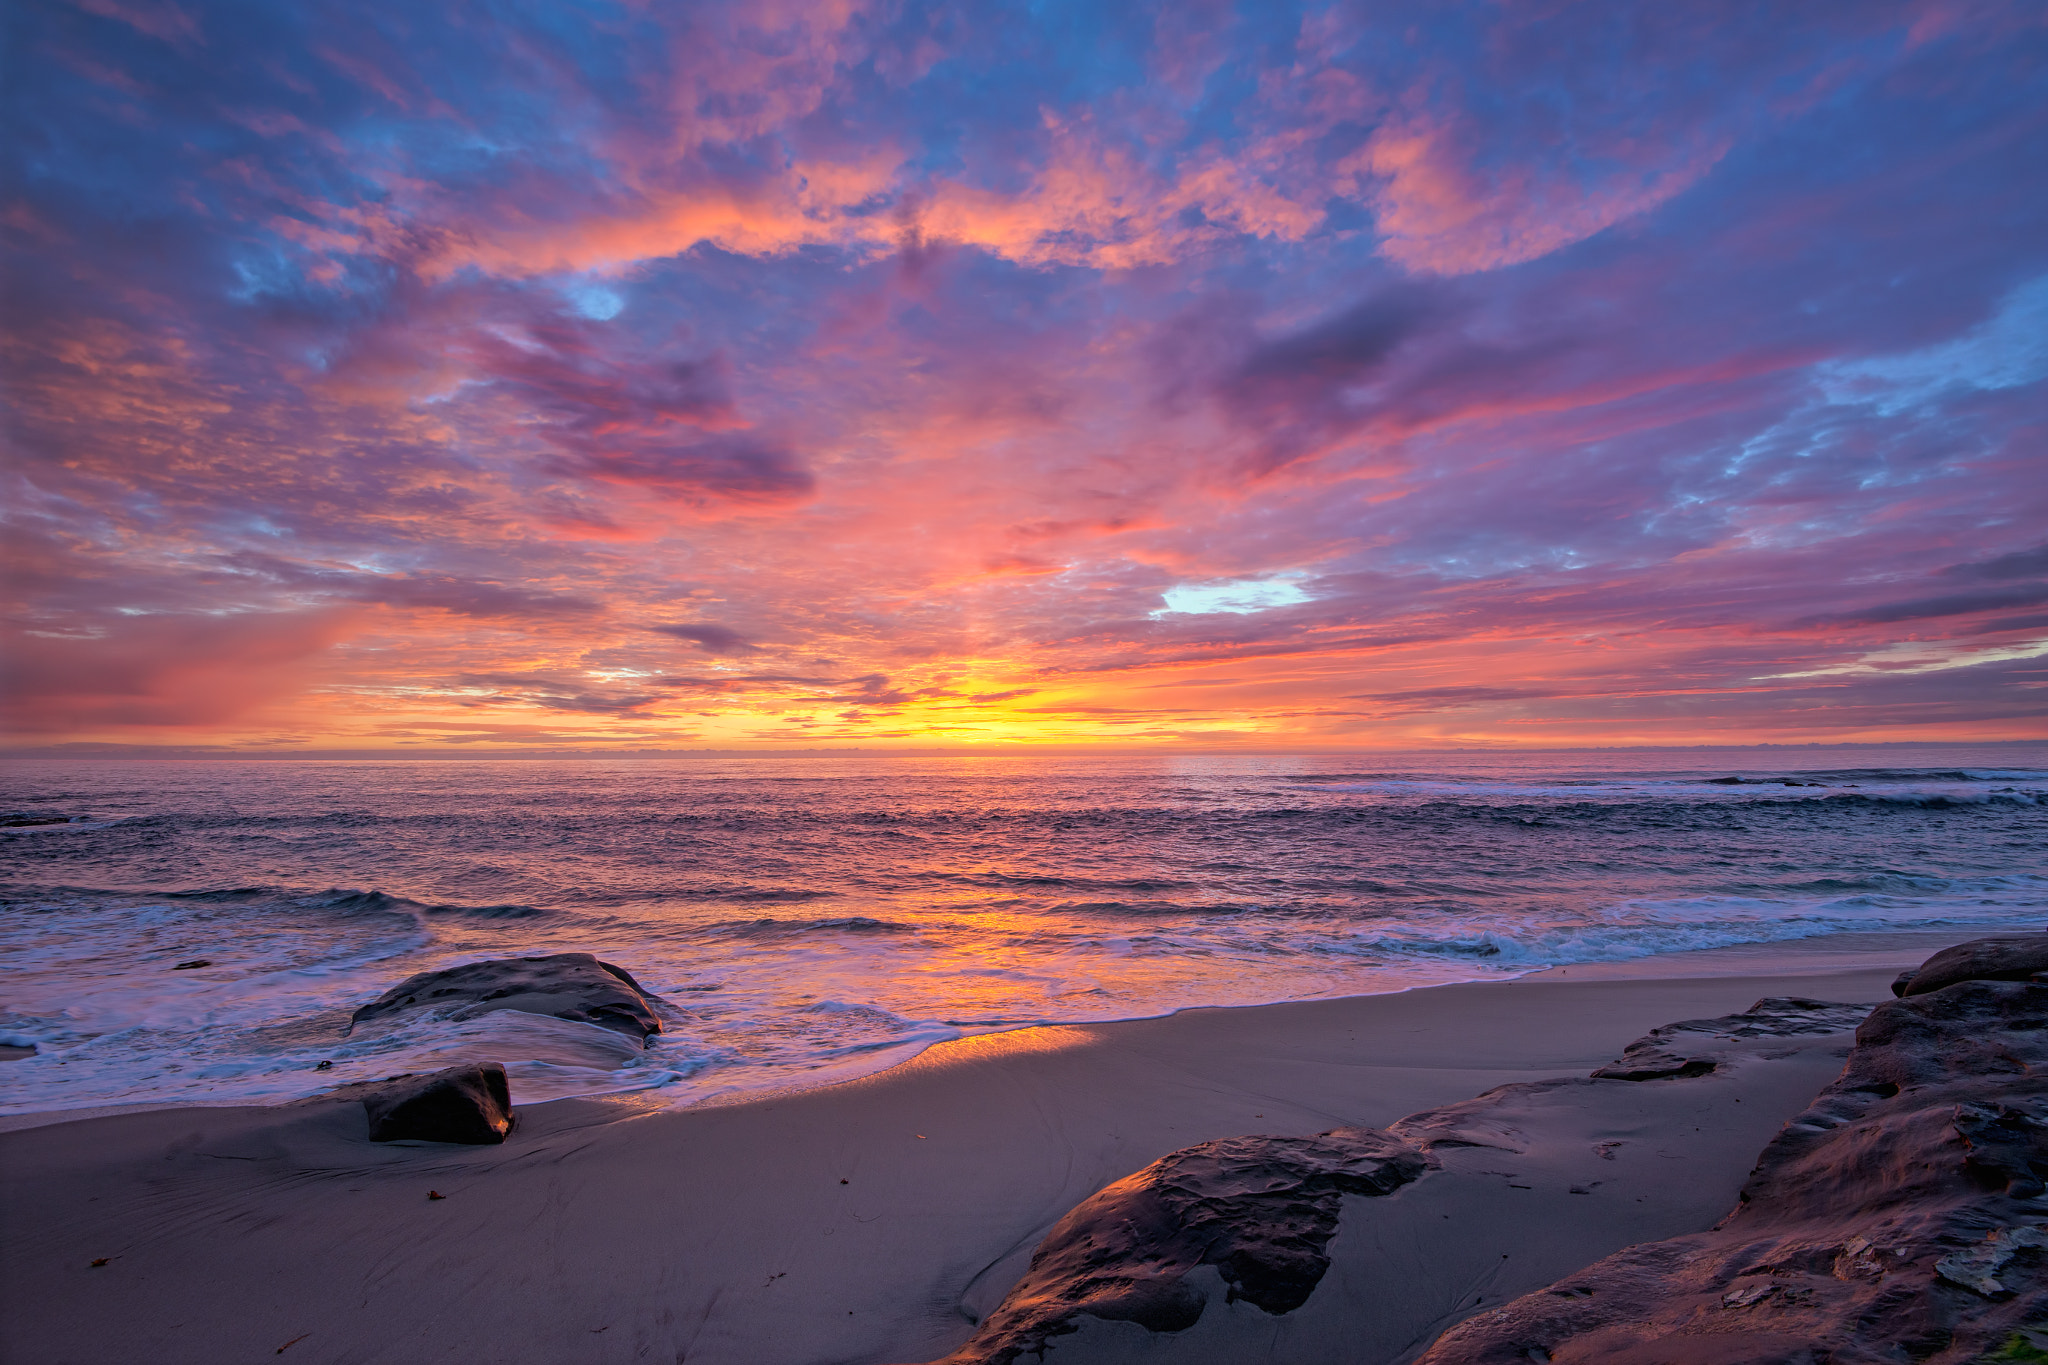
1590, 996, 1869, 1081
1414, 976, 2048, 1363
922, 996, 1872, 1365
347, 952, 668, 1042
1890, 932, 2048, 997
362, 1062, 514, 1144
931, 1128, 1430, 1364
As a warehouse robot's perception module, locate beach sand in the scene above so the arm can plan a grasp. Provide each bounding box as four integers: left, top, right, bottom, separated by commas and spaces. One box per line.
0, 932, 1961, 1365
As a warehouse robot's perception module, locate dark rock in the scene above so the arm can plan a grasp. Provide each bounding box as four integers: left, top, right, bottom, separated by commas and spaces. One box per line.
1591, 998, 1871, 1082
171, 959, 211, 970
362, 1062, 513, 1144
347, 952, 667, 1041
929, 1127, 1429, 1365
1413, 979, 2048, 1364
1891, 935, 2048, 997
1, 815, 73, 827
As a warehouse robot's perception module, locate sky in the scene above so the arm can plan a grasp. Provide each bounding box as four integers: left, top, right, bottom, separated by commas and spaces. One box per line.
3, 0, 2046, 752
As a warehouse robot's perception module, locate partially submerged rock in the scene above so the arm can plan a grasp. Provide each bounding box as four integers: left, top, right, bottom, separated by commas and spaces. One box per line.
931, 1127, 1430, 1364
362, 1062, 513, 1144
1891, 933, 2048, 997
1414, 977, 2048, 1364
347, 952, 667, 1042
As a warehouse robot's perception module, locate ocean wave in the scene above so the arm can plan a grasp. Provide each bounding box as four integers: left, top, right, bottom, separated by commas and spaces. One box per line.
705, 914, 916, 937
3, 748, 2043, 1118
941, 871, 1194, 892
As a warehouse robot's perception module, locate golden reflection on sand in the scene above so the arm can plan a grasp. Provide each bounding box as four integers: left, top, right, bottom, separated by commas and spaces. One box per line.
905, 1025, 1097, 1072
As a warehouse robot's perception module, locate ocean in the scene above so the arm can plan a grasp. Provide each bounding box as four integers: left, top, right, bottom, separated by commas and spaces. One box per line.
3, 745, 2044, 1117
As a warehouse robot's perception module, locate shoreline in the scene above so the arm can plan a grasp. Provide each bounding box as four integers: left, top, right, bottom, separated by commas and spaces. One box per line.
0, 927, 1973, 1135
0, 931, 1968, 1364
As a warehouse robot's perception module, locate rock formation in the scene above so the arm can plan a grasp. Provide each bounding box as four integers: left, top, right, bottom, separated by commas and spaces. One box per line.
922, 996, 1871, 1365
347, 952, 668, 1041
929, 1128, 1430, 1365
1891, 932, 2048, 997
1590, 997, 1870, 1081
362, 1062, 514, 1144
1417, 960, 2048, 1362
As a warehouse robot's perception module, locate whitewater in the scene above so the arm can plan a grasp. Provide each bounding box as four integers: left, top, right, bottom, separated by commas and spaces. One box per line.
2, 744, 2043, 1117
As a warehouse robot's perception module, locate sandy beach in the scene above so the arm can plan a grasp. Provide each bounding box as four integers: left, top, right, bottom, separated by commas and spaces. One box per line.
0, 933, 1969, 1364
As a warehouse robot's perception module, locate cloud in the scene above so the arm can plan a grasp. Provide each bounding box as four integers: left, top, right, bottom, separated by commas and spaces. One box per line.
650, 623, 762, 655
1942, 543, 2048, 582
2, 0, 2043, 749
1807, 583, 2048, 627
0, 611, 354, 735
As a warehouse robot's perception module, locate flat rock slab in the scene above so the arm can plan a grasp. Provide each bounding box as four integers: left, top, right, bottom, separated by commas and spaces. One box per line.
348, 952, 667, 1041
919, 996, 1874, 1365
363, 1063, 513, 1145
1591, 997, 1871, 1081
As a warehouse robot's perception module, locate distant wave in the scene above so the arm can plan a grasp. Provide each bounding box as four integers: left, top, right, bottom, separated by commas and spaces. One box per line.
705, 914, 916, 937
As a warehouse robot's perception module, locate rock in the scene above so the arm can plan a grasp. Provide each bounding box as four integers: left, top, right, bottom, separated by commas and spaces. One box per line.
347, 952, 667, 1041
1, 815, 73, 827
1412, 978, 2048, 1364
1590, 997, 1870, 1081
1890, 934, 2048, 996
913, 997, 1869, 1365
929, 1127, 1429, 1365
362, 1062, 513, 1144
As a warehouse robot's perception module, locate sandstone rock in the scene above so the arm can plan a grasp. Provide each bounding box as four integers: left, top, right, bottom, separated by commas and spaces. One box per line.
1413, 978, 2048, 1364
1590, 997, 1869, 1081
347, 952, 667, 1041
915, 997, 1870, 1365
362, 1062, 513, 1144
1890, 934, 2048, 997
929, 1127, 1429, 1365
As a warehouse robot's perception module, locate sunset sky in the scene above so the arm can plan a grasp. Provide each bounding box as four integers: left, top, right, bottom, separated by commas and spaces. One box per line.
4, 0, 2045, 751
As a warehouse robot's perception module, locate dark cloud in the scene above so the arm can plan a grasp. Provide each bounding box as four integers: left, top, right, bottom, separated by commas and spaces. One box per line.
561, 434, 815, 505
354, 574, 600, 619
1941, 544, 2048, 582
650, 623, 762, 654
1805, 584, 2048, 628
1214, 283, 1450, 475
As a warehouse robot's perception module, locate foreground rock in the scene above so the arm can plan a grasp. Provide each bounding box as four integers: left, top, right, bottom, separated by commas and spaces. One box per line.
1417, 976, 2048, 1364
1891, 932, 2048, 997
347, 952, 668, 1041
922, 996, 1872, 1365
934, 1128, 1429, 1363
362, 1062, 514, 1144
